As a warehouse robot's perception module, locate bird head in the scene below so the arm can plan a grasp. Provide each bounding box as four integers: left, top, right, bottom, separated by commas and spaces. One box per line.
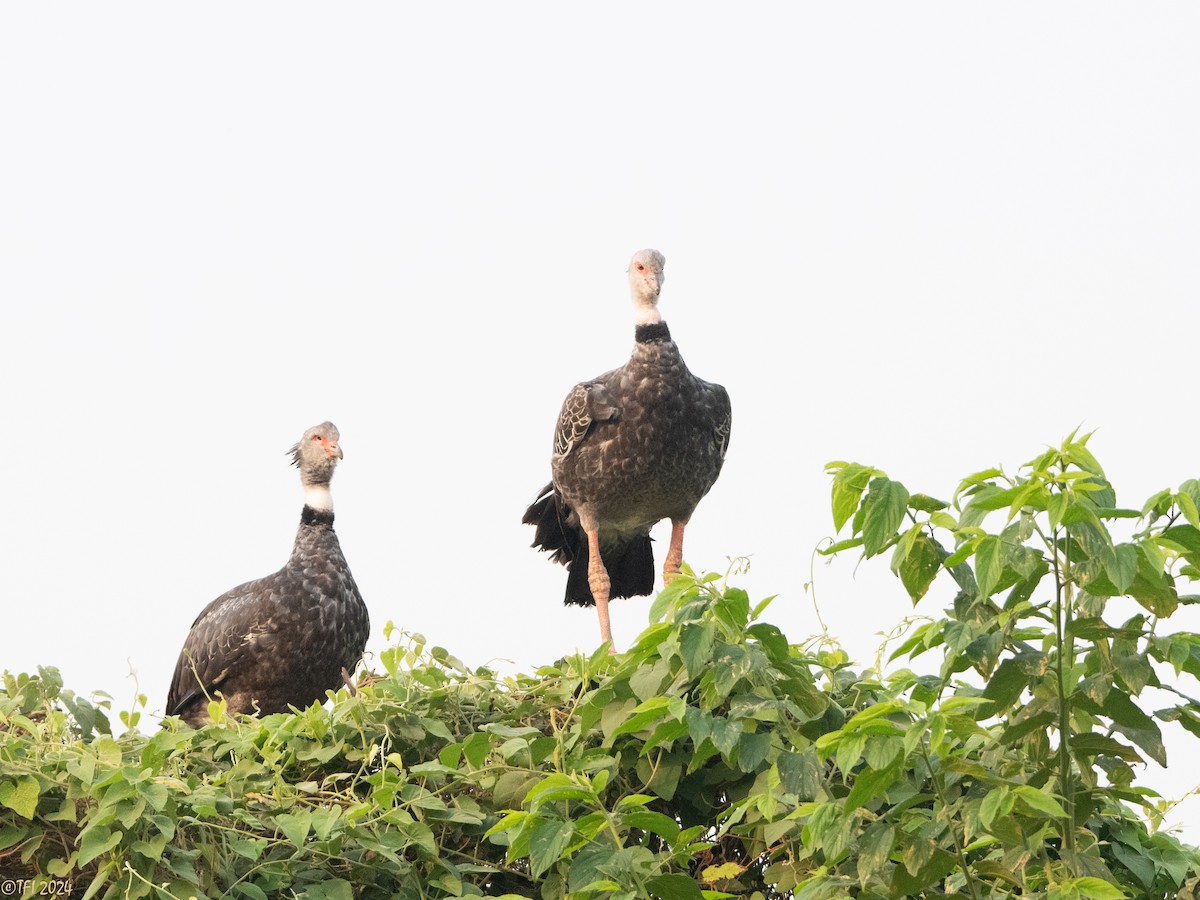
289, 421, 343, 486
627, 249, 666, 324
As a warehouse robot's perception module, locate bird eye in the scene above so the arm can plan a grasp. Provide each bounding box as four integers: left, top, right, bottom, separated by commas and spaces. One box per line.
311, 435, 322, 441
636, 264, 645, 271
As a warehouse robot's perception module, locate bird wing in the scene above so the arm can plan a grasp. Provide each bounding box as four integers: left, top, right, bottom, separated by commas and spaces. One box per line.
553, 380, 619, 458
165, 576, 280, 717
710, 382, 732, 460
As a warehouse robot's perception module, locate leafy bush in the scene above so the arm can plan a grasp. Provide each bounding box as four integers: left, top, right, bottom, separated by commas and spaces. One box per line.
1, 434, 1198, 899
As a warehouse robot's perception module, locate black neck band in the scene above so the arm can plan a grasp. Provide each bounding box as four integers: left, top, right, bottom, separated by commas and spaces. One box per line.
301, 506, 335, 527
635, 322, 671, 343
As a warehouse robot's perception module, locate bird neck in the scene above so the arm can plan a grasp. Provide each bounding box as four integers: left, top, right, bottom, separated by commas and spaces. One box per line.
635, 321, 672, 344
301, 505, 336, 527
303, 482, 334, 512
634, 303, 662, 326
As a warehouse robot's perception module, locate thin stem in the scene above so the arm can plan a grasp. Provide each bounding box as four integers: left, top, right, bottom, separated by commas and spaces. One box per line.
919, 741, 982, 900
1050, 522, 1077, 858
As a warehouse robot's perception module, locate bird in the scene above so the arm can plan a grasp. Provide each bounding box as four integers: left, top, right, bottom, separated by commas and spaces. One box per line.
524, 249, 731, 649
165, 421, 370, 726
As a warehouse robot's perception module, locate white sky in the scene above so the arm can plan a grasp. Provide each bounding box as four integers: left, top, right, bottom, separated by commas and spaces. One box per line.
3, 3, 1199, 841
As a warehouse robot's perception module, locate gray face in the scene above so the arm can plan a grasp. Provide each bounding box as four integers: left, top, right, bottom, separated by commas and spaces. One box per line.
628, 249, 667, 306
289, 421, 343, 485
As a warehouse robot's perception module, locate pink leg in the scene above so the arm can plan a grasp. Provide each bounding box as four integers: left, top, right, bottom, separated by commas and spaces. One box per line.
664, 520, 686, 583
586, 528, 616, 652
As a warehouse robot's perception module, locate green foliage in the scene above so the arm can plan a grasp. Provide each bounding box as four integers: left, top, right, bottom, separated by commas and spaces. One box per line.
824, 432, 1200, 898
2, 435, 1199, 898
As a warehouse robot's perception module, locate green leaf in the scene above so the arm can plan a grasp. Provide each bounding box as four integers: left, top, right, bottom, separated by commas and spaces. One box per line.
737, 731, 771, 772
1160, 524, 1200, 563
1128, 542, 1178, 616
1048, 491, 1068, 530
624, 810, 681, 842
857, 822, 895, 884
275, 810, 312, 848
777, 749, 819, 797
77, 823, 123, 867
645, 873, 704, 900
835, 731, 868, 774
845, 761, 900, 810
610, 696, 674, 739
230, 837, 269, 861
303, 881, 354, 900
684, 705, 713, 745
525, 774, 594, 807
0, 824, 29, 853
830, 462, 877, 533
964, 483, 1021, 513
1113, 652, 1152, 694
0, 775, 39, 820
1104, 543, 1138, 594
1013, 785, 1068, 818
896, 532, 942, 603
819, 536, 864, 556
463, 734, 492, 768
493, 771, 540, 810
709, 716, 740, 756
980, 787, 1014, 829
862, 477, 909, 557
930, 510, 958, 530
1100, 691, 1166, 766
747, 622, 789, 661
701, 862, 743, 882
1062, 876, 1127, 900
943, 539, 978, 568
908, 493, 949, 512
529, 818, 574, 877
1000, 710, 1056, 745
843, 699, 905, 729
975, 535, 1003, 599
680, 621, 718, 677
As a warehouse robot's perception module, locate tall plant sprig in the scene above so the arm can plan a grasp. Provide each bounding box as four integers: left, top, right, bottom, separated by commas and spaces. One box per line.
825, 431, 1200, 889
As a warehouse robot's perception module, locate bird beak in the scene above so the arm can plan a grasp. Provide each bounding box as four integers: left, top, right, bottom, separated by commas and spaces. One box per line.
325, 438, 343, 459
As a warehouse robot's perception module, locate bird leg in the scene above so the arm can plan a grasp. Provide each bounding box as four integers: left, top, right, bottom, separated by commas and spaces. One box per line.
341, 666, 358, 697
586, 528, 616, 653
664, 520, 686, 583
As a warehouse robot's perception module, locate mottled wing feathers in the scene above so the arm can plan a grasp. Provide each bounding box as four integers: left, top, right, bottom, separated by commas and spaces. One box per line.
710, 383, 732, 460
166, 576, 278, 717
553, 381, 618, 458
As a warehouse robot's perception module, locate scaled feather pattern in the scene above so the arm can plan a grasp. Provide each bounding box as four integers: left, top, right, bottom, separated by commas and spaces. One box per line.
524, 250, 731, 622
166, 422, 369, 726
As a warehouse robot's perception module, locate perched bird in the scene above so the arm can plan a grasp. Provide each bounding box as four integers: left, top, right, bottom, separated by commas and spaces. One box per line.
165, 422, 369, 726
524, 249, 731, 647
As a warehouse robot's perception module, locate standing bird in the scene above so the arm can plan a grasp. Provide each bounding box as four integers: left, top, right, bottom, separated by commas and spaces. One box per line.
524, 249, 731, 648
166, 422, 370, 726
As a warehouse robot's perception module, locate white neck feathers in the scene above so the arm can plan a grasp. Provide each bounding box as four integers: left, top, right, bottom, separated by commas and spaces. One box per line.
304, 484, 334, 512
634, 305, 662, 326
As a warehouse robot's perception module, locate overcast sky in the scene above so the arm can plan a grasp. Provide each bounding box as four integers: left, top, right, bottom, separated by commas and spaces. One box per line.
3, 3, 1198, 840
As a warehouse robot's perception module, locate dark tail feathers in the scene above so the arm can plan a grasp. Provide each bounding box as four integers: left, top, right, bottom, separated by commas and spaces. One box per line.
523, 483, 655, 607
523, 482, 577, 567
564, 533, 654, 607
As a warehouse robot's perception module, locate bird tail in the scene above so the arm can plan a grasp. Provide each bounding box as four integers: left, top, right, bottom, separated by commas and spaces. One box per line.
562, 534, 654, 607
523, 483, 655, 607
523, 482, 577, 567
